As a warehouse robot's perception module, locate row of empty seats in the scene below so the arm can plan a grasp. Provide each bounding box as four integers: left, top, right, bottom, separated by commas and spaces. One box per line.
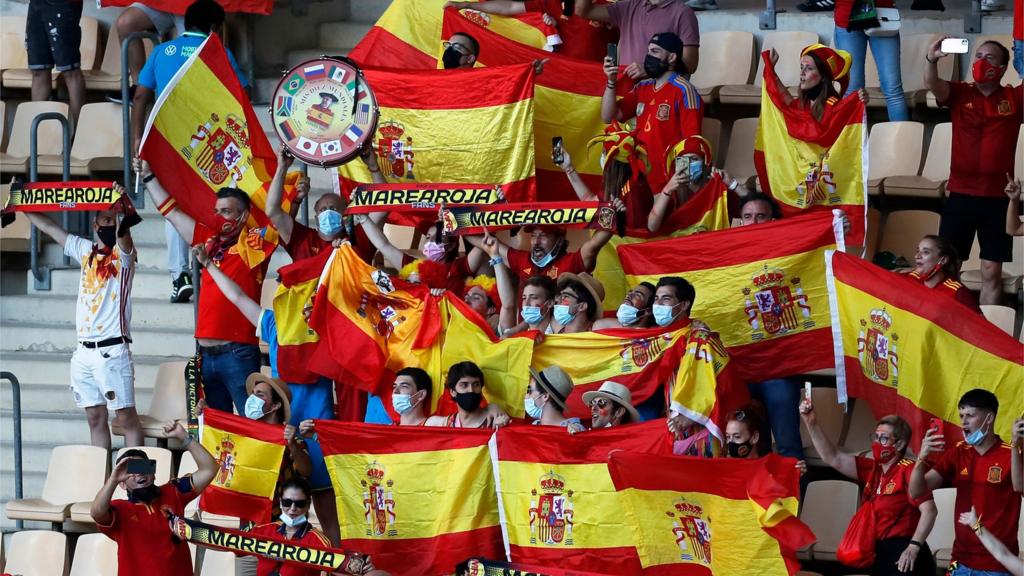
0, 100, 124, 177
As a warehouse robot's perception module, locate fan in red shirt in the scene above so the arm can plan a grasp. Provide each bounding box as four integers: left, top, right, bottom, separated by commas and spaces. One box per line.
910, 389, 1023, 575
360, 217, 482, 295
904, 235, 981, 313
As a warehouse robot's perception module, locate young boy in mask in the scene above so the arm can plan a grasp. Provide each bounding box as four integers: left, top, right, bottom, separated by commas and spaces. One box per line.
441, 32, 480, 69
425, 361, 511, 428
23, 187, 144, 451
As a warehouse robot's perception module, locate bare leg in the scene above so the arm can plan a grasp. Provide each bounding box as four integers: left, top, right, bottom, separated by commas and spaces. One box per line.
979, 259, 1003, 305
313, 488, 340, 546
84, 405, 111, 450
116, 7, 156, 83
31, 69, 53, 102
115, 406, 144, 447
62, 68, 86, 126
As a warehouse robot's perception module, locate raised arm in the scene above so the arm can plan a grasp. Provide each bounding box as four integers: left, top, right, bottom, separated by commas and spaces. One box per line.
483, 230, 518, 334
924, 38, 951, 104
466, 233, 511, 261
1012, 418, 1023, 493
558, 150, 598, 201
444, 0, 526, 15
1006, 177, 1023, 236
798, 397, 857, 478
284, 424, 313, 479
908, 428, 946, 499
359, 145, 387, 185
958, 506, 1024, 576
192, 245, 261, 326
135, 157, 196, 242
575, 0, 611, 22
601, 57, 622, 123
682, 47, 699, 77
648, 172, 687, 233
765, 49, 794, 107
579, 197, 624, 270
24, 211, 70, 248
166, 421, 218, 493
266, 145, 296, 243
359, 213, 407, 270
90, 458, 130, 526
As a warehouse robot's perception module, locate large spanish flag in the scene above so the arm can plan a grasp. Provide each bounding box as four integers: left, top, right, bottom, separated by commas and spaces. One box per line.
336, 63, 537, 205
826, 250, 1024, 440
139, 34, 294, 231
316, 421, 503, 576
199, 408, 287, 524
754, 52, 867, 246
617, 211, 845, 383
609, 451, 815, 576
491, 421, 673, 573
272, 249, 331, 384
670, 325, 748, 442
100, 0, 271, 13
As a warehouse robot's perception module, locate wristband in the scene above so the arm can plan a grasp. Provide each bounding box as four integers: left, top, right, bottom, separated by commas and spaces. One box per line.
925, 56, 937, 64
971, 521, 983, 533
606, 82, 616, 89
489, 256, 504, 267
157, 196, 177, 217
908, 540, 922, 548
728, 179, 739, 192
142, 173, 156, 183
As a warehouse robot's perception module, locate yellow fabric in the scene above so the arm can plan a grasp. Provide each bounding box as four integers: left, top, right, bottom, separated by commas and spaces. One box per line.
751, 495, 802, 529
531, 328, 686, 388
273, 275, 320, 347
534, 85, 604, 182
324, 445, 499, 540
670, 328, 733, 433
201, 424, 285, 498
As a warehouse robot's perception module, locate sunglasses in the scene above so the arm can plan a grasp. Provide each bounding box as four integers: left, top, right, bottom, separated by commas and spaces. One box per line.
280, 498, 309, 509
590, 398, 611, 409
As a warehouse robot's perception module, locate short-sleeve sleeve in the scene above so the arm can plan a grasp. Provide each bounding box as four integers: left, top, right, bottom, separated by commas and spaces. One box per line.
564, 250, 587, 273
258, 309, 277, 344
63, 234, 92, 263
138, 49, 159, 91
853, 455, 874, 486
605, 0, 628, 26
929, 446, 957, 486
618, 88, 639, 120
95, 499, 126, 536
936, 81, 965, 108
677, 7, 700, 45
505, 247, 529, 273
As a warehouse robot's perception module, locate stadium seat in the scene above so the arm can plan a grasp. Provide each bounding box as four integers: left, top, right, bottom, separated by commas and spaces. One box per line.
689, 31, 755, 104
839, 397, 874, 455
3, 530, 68, 576
1016, 125, 1024, 181
111, 360, 189, 442
261, 276, 279, 310
0, 100, 6, 150
877, 210, 940, 264
927, 487, 956, 569
68, 446, 174, 523
383, 223, 418, 251
1, 184, 32, 252
723, 118, 759, 191
864, 207, 882, 261
798, 386, 844, 466
881, 123, 950, 199
0, 16, 28, 82
701, 117, 721, 168
0, 101, 70, 176
798, 479, 860, 561
719, 31, 818, 105
37, 102, 124, 176
69, 533, 117, 576
5, 444, 108, 526
2, 17, 101, 90
867, 121, 924, 196
960, 235, 1024, 296
84, 29, 153, 92
199, 549, 237, 575
873, 33, 956, 107
980, 305, 1015, 337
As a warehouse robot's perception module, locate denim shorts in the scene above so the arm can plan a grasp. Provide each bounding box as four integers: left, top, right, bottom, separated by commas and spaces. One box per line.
25, 0, 82, 71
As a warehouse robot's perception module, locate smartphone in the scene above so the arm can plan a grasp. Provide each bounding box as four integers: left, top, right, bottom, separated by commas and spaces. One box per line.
674, 154, 690, 175
126, 459, 157, 475
804, 382, 812, 401
940, 38, 969, 54
607, 43, 618, 66
928, 417, 943, 435
688, 159, 703, 182
551, 136, 564, 165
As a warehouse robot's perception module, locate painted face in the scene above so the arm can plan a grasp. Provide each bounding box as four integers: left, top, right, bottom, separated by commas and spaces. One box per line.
799, 55, 822, 91
625, 285, 653, 308
740, 200, 774, 226
590, 397, 621, 428
280, 486, 310, 520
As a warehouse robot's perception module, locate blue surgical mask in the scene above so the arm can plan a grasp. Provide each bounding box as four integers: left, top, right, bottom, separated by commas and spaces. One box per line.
652, 304, 677, 327
616, 303, 640, 326
279, 513, 307, 527
553, 304, 575, 326
244, 394, 266, 420
524, 397, 543, 419
531, 242, 560, 268
392, 393, 415, 415
317, 209, 343, 236
521, 305, 544, 325
964, 416, 991, 446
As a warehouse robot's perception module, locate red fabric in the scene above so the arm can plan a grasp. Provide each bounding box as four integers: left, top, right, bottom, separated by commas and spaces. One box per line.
906, 272, 982, 314
400, 254, 472, 294
193, 224, 267, 344
941, 82, 1024, 198
523, 0, 619, 62
334, 381, 368, 421
250, 522, 332, 576
285, 223, 375, 264
505, 247, 586, 283
853, 456, 930, 541
97, 481, 197, 576
931, 438, 1022, 571
834, 0, 895, 29
1016, 0, 1023, 40
617, 74, 704, 193
99, 0, 271, 15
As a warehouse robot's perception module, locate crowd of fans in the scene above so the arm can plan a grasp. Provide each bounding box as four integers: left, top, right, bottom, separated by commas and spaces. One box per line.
13, 0, 1024, 574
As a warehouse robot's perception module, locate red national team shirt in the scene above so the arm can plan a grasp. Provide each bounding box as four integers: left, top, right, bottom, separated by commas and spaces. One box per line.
250, 521, 332, 576
906, 271, 981, 313
932, 437, 1021, 571
96, 478, 197, 576
941, 82, 1024, 198
399, 253, 473, 294
617, 73, 704, 193
523, 0, 618, 62
193, 224, 269, 344
285, 223, 375, 263
854, 456, 931, 540
506, 247, 586, 283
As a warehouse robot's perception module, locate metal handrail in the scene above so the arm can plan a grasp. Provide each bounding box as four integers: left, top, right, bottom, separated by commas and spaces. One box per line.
760, 0, 777, 30
28, 112, 71, 291
121, 31, 161, 206
1, 372, 23, 530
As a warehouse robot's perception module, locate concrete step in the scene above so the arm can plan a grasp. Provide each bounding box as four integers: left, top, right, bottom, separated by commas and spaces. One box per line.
0, 350, 181, 388
6, 381, 158, 415
27, 268, 184, 300
317, 21, 374, 51
39, 240, 168, 272
286, 48, 339, 69
0, 411, 114, 450
1, 294, 197, 332
1, 321, 195, 357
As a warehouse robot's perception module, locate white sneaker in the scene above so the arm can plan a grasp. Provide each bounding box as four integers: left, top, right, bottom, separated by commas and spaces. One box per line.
981, 0, 1004, 11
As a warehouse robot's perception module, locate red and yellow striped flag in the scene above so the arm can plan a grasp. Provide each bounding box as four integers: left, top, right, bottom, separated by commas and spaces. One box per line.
336, 64, 537, 205
199, 408, 287, 523
272, 250, 332, 384
316, 421, 503, 576
99, 0, 271, 14
608, 451, 815, 575
753, 52, 867, 246
826, 250, 1024, 440
617, 211, 845, 383
139, 34, 295, 231
492, 421, 673, 573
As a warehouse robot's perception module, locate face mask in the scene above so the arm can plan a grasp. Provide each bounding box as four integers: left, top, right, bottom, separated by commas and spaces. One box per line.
919, 261, 943, 281
454, 391, 483, 412
524, 397, 544, 419
392, 393, 416, 415
215, 213, 244, 238
872, 441, 897, 463
652, 303, 677, 327
422, 241, 446, 262
317, 209, 343, 236
521, 305, 545, 325
279, 513, 307, 527
726, 441, 752, 458
97, 224, 117, 248
442, 46, 464, 69
127, 483, 160, 503
972, 58, 1001, 83
643, 53, 669, 78
244, 394, 266, 420
553, 304, 575, 326
964, 415, 991, 446
616, 303, 640, 326
531, 244, 559, 268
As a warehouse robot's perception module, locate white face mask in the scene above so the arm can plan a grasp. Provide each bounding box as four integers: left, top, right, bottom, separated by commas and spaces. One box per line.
279, 512, 307, 527
244, 394, 266, 420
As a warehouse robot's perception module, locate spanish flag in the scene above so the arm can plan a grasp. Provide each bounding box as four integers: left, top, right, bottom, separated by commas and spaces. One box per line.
617, 211, 845, 383
307, 244, 441, 394
199, 408, 287, 524
491, 421, 673, 573
608, 451, 815, 575
670, 325, 748, 442
826, 250, 1024, 441
753, 52, 867, 246
336, 63, 537, 206
272, 250, 331, 384
99, 0, 271, 14
139, 34, 294, 231
316, 421, 503, 576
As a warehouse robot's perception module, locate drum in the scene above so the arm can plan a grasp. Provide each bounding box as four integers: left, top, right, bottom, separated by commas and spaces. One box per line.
270, 57, 379, 167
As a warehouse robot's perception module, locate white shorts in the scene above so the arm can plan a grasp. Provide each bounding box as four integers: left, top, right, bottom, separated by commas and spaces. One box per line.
69, 343, 136, 410
130, 2, 184, 38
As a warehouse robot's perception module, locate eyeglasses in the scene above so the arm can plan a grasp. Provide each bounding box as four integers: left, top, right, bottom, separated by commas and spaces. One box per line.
557, 291, 580, 302
443, 41, 470, 56
281, 498, 309, 509
590, 398, 610, 409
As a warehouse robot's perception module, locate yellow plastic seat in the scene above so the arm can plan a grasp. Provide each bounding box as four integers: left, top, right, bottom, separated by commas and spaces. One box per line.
723, 117, 759, 190
689, 31, 754, 104
798, 479, 860, 561
2, 17, 101, 90
199, 549, 237, 576
111, 360, 189, 440
701, 117, 721, 168
927, 487, 956, 569
719, 31, 818, 106
0, 16, 28, 83
0, 101, 70, 176
69, 533, 118, 576
37, 102, 124, 176
877, 210, 940, 264
68, 446, 174, 523
839, 397, 875, 455
867, 121, 924, 196
5, 445, 108, 524
882, 123, 950, 199
3, 530, 69, 576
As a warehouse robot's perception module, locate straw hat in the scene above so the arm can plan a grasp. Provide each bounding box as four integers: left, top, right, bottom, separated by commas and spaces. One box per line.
528, 365, 574, 411
581, 381, 640, 423
245, 372, 292, 423
556, 272, 605, 321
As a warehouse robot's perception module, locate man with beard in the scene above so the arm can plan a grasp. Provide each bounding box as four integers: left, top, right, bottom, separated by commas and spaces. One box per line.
91, 421, 218, 576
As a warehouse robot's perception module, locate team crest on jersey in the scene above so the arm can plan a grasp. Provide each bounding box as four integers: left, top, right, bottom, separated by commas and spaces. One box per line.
213, 436, 237, 487
857, 308, 900, 387
376, 121, 416, 181
656, 103, 671, 121
667, 496, 712, 565
181, 112, 252, 186
795, 155, 841, 208
988, 464, 1003, 484
361, 461, 397, 537
883, 481, 897, 495
997, 100, 1012, 115
741, 266, 814, 340
529, 470, 575, 546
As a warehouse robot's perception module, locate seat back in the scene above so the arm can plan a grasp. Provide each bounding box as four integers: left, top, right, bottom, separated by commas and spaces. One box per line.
753, 31, 819, 87
920, 123, 952, 182
40, 445, 109, 506
926, 487, 956, 553
0, 16, 28, 71
864, 206, 882, 261
199, 549, 237, 576
383, 223, 417, 250
5, 530, 68, 576
980, 304, 1015, 336
899, 33, 957, 93
799, 387, 845, 451
1015, 124, 1023, 181
973, 35, 1019, 86
878, 210, 940, 263
69, 103, 123, 161
701, 117, 722, 168
147, 361, 188, 422
79, 17, 101, 71
112, 446, 174, 500
1, 184, 32, 252
690, 30, 755, 89
97, 29, 155, 76
6, 101, 71, 158
69, 533, 117, 576
178, 450, 199, 476
799, 480, 860, 556
868, 121, 924, 181
839, 397, 876, 455
1, 100, 6, 151
260, 276, 279, 310
723, 117, 759, 182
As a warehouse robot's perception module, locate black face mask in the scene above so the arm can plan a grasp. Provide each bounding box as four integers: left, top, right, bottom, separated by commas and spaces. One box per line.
643, 54, 669, 79
726, 441, 752, 458
442, 47, 464, 70
802, 82, 824, 102
454, 391, 483, 412
127, 483, 160, 503
97, 224, 117, 248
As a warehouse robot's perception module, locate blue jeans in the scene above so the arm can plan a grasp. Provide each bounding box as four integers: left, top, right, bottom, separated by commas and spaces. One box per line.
200, 343, 261, 414
834, 26, 909, 121
1014, 39, 1023, 79
950, 565, 1012, 576
748, 378, 805, 459
166, 220, 190, 277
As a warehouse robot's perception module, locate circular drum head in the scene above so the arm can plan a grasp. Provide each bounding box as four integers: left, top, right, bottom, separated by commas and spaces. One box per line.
271, 57, 379, 167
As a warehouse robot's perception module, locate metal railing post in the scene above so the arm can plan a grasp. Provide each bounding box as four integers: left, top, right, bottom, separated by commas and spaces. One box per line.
1, 372, 24, 530
298, 164, 310, 227
28, 112, 71, 291
760, 0, 777, 30
965, 0, 983, 34
121, 31, 161, 207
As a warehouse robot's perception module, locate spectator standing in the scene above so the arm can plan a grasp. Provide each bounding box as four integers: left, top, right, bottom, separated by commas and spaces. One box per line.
110, 2, 184, 98
576, 0, 699, 73
905, 235, 981, 312
25, 0, 86, 124
832, 0, 909, 121
765, 44, 866, 123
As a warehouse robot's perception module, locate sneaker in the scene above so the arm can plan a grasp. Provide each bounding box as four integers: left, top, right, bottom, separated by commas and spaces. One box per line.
797, 0, 836, 11
171, 272, 193, 303
685, 0, 719, 10
105, 84, 136, 105
980, 0, 1003, 11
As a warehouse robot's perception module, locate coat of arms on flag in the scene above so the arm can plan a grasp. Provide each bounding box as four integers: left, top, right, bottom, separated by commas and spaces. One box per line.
180, 112, 251, 186
361, 461, 397, 537
213, 435, 237, 487
667, 496, 712, 565
528, 470, 575, 547
376, 120, 416, 180
741, 266, 815, 340
857, 308, 899, 387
